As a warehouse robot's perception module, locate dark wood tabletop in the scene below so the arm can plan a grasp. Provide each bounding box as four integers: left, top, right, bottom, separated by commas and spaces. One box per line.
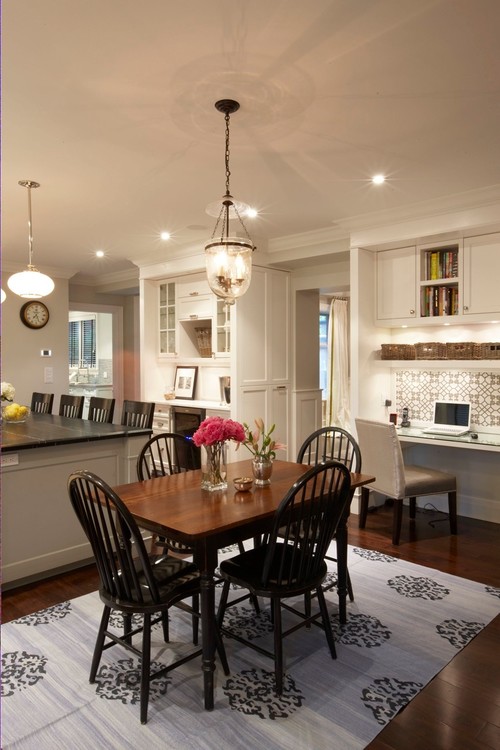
114, 458, 375, 710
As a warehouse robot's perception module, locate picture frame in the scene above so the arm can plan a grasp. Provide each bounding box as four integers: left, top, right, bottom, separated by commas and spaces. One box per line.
174, 365, 198, 400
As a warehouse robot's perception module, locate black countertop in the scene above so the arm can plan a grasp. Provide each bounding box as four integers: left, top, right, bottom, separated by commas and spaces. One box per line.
1, 413, 151, 452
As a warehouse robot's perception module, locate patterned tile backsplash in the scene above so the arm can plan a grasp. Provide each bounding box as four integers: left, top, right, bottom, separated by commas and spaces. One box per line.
395, 370, 500, 427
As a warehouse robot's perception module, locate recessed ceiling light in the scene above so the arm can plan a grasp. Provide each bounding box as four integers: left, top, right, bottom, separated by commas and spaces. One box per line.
160, 231, 170, 241
95, 250, 105, 258
372, 174, 385, 185
246, 207, 258, 218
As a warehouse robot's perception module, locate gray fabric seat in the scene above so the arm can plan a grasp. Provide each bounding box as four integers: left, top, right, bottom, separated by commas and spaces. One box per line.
355, 418, 457, 545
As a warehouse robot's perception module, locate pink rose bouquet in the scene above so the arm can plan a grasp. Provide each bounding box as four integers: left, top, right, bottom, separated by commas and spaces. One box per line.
193, 416, 245, 447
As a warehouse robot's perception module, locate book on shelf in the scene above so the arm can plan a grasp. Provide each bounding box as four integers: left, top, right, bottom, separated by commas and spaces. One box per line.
425, 247, 458, 280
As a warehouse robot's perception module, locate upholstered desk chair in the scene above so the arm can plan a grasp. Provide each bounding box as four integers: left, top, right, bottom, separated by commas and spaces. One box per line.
355, 418, 457, 545
31, 391, 54, 414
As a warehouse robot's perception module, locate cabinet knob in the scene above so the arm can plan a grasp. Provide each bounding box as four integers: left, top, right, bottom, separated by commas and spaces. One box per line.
189, 315, 198, 319
410, 309, 415, 315
463, 305, 469, 311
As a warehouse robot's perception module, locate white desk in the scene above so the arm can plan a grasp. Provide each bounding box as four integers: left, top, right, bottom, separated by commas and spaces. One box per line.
395, 426, 500, 523
397, 427, 500, 452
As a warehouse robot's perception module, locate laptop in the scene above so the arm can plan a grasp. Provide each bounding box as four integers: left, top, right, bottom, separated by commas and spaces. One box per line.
422, 400, 471, 436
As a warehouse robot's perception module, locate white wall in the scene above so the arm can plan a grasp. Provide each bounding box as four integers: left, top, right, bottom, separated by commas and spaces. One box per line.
1, 278, 70, 408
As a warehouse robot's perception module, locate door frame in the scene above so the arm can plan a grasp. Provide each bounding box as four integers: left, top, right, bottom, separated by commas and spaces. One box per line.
68, 302, 124, 418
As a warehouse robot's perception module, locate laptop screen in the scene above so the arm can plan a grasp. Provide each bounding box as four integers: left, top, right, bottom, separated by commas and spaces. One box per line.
434, 401, 471, 428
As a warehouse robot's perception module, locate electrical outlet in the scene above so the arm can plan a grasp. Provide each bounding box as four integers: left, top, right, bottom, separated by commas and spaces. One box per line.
1, 453, 19, 466
44, 367, 54, 383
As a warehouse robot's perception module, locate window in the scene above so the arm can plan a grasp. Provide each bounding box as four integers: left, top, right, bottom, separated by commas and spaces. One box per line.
319, 312, 329, 400
69, 318, 96, 367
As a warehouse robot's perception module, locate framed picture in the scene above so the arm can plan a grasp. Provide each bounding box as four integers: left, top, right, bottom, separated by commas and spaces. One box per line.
174, 366, 198, 400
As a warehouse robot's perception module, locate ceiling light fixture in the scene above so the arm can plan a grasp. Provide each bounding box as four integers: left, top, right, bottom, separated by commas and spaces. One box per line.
205, 99, 255, 304
372, 174, 385, 185
7, 180, 55, 299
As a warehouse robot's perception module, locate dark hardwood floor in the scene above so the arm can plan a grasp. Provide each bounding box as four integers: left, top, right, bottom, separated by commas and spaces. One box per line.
2, 503, 499, 749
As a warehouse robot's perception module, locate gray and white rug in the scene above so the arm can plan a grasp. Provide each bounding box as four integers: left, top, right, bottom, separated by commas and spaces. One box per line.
2, 545, 499, 749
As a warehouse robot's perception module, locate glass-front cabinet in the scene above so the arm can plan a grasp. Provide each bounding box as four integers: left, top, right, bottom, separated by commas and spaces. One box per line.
215, 300, 231, 357
159, 282, 176, 356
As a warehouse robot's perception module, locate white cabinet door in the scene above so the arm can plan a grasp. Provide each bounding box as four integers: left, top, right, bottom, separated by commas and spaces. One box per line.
235, 267, 267, 384
269, 271, 290, 382
376, 246, 417, 322
463, 233, 500, 316
270, 384, 289, 460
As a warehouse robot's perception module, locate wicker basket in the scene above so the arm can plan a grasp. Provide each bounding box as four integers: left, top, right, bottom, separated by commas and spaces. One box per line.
415, 342, 447, 360
195, 327, 212, 358
446, 342, 477, 360
380, 344, 416, 360
477, 342, 500, 359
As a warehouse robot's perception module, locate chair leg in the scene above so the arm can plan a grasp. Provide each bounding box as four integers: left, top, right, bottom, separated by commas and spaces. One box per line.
140, 613, 151, 725
358, 486, 370, 528
123, 614, 132, 645
216, 580, 231, 628
90, 606, 111, 683
214, 626, 230, 676
161, 611, 169, 642
304, 591, 312, 629
409, 496, 417, 520
272, 598, 284, 695
316, 586, 336, 659
392, 499, 403, 545
448, 490, 458, 534
191, 594, 200, 645
346, 569, 354, 602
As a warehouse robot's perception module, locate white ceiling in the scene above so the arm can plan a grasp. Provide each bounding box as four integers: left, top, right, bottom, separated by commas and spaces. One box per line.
2, 0, 500, 285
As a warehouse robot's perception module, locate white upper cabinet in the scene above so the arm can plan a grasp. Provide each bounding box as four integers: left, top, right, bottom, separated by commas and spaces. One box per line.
462, 232, 500, 316
375, 233, 500, 326
177, 277, 213, 320
376, 246, 417, 322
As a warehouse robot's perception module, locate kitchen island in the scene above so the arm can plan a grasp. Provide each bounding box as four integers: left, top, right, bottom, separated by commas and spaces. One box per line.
1, 414, 151, 588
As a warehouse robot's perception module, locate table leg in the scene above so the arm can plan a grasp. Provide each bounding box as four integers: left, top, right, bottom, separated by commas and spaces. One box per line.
200, 567, 216, 710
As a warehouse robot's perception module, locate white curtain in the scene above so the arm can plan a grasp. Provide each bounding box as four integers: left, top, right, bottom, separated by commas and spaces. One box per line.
325, 298, 350, 429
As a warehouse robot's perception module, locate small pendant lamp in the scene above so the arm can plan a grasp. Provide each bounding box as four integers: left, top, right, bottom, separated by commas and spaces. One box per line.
7, 180, 55, 299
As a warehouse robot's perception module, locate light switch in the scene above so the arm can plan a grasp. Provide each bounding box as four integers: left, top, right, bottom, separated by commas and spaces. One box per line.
44, 367, 54, 383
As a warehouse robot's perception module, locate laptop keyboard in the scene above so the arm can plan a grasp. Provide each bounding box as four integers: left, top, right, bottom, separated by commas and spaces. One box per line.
422, 426, 468, 435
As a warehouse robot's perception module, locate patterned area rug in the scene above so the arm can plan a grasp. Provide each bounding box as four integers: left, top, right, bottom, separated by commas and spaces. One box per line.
2, 546, 499, 749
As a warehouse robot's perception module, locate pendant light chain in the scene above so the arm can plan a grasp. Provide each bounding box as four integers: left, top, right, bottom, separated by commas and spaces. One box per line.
224, 111, 231, 198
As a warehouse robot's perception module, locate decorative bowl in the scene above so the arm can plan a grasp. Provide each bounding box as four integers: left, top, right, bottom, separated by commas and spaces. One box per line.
233, 477, 253, 492
2, 404, 31, 423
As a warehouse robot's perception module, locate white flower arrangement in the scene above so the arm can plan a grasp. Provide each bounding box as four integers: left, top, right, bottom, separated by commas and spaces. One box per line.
1, 382, 15, 402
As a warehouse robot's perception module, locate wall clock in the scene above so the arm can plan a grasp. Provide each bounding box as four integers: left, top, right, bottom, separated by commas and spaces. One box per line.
20, 301, 50, 329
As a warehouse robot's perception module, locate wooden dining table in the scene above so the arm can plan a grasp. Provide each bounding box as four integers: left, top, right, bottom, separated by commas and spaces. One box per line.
113, 458, 375, 710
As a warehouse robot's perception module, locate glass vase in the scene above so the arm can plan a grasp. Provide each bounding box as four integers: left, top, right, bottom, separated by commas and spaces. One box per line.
252, 456, 273, 486
201, 442, 227, 491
